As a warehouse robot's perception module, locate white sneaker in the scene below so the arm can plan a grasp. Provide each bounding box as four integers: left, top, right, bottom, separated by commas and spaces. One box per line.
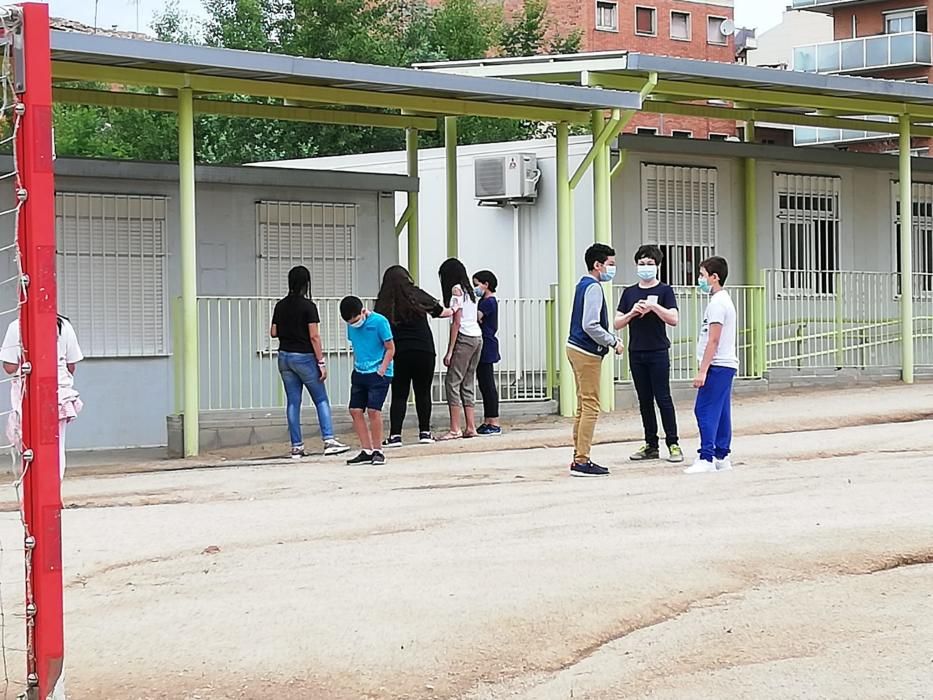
684, 458, 717, 474
715, 457, 733, 471
323, 439, 350, 456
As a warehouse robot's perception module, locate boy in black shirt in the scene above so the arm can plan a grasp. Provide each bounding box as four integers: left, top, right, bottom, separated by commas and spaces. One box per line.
615, 245, 683, 463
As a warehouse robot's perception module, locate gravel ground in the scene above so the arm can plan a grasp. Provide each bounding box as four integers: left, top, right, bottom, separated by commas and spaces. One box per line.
0, 384, 931, 699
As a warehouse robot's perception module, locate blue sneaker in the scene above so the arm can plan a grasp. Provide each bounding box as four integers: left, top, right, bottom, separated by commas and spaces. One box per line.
478, 424, 502, 436
570, 461, 610, 477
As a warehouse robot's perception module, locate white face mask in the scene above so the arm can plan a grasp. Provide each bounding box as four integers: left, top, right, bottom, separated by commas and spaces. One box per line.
349, 313, 366, 329
637, 264, 657, 281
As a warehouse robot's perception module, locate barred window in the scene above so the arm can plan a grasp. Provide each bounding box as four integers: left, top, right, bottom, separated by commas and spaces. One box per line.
641, 164, 718, 286
55, 193, 168, 357
774, 173, 841, 294
893, 181, 933, 294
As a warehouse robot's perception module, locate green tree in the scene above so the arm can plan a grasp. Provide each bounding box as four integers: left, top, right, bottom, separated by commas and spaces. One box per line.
52, 0, 583, 162
499, 0, 581, 57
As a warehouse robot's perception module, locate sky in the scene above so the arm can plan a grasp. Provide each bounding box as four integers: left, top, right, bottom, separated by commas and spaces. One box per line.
49, 0, 787, 36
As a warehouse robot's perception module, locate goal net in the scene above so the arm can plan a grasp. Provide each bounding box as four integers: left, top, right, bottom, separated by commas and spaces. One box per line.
0, 4, 63, 699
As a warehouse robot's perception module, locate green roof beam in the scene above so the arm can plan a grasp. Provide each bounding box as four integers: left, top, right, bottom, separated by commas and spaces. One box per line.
54, 87, 439, 130
52, 60, 593, 123
591, 72, 933, 119
640, 99, 933, 138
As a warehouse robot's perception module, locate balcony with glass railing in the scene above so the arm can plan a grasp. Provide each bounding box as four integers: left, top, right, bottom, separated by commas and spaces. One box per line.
794, 31, 933, 75
791, 0, 883, 10
793, 115, 896, 146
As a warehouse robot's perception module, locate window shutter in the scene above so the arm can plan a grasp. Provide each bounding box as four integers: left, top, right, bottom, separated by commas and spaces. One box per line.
257, 201, 358, 351
641, 164, 718, 285
55, 193, 167, 357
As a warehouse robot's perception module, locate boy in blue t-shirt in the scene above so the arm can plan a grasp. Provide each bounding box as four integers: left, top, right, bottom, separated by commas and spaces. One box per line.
340, 296, 395, 466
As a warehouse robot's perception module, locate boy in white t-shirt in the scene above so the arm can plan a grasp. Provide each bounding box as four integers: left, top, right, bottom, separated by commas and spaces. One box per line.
685, 257, 738, 475
0, 316, 84, 479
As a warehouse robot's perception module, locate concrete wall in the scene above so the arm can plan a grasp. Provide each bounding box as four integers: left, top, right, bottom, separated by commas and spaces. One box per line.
0, 159, 408, 450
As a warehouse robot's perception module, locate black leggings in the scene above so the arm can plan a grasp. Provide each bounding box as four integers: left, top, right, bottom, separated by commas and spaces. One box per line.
476, 362, 499, 420
390, 351, 435, 435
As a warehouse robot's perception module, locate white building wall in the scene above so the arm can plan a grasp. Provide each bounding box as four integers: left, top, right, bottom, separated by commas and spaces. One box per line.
749, 10, 833, 70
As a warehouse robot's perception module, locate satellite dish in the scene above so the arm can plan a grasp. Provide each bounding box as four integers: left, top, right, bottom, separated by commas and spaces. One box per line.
720, 19, 736, 37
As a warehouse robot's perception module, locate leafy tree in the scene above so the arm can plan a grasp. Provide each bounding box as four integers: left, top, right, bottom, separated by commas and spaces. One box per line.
52, 0, 583, 163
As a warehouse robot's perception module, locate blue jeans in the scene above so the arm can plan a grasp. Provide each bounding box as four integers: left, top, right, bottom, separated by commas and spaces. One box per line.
278, 351, 335, 446
694, 365, 737, 462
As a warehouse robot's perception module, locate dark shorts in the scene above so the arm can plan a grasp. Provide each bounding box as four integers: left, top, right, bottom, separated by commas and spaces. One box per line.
349, 370, 392, 411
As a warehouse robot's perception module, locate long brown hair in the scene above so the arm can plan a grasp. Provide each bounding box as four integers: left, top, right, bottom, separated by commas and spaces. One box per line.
374, 265, 440, 324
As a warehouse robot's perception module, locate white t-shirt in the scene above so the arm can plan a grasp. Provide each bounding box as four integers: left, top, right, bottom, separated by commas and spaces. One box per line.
450, 285, 482, 338
0, 317, 84, 391
696, 290, 739, 370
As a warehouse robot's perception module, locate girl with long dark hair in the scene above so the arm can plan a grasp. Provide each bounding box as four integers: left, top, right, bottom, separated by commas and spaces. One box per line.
374, 265, 451, 447
271, 265, 349, 459
438, 257, 483, 440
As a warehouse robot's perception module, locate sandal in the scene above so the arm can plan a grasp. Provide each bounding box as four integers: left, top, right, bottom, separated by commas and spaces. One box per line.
436, 431, 463, 441
462, 431, 478, 439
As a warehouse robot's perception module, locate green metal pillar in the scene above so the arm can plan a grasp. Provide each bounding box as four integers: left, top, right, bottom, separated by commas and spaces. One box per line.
406, 127, 420, 282
445, 116, 459, 258
899, 116, 915, 384
743, 121, 758, 285
556, 123, 575, 417
591, 111, 615, 412
178, 87, 199, 457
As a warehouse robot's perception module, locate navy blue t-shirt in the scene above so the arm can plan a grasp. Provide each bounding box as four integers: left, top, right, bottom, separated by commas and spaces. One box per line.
478, 296, 500, 364
618, 283, 677, 353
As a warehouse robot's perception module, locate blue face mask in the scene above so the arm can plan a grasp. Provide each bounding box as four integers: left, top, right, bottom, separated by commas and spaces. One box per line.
474, 286, 485, 299
599, 265, 617, 283
636, 264, 657, 281
698, 278, 712, 294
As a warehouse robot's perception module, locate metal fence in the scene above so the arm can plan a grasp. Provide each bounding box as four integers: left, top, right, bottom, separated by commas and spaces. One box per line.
611, 284, 765, 382
763, 269, 901, 370
194, 296, 552, 412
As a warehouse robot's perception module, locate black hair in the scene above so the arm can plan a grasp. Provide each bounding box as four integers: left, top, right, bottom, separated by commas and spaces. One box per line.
374, 265, 440, 324
438, 257, 475, 306
339, 295, 364, 322
287, 265, 312, 298
700, 256, 729, 285
634, 245, 663, 265
472, 269, 498, 293
585, 243, 616, 271
56, 314, 68, 334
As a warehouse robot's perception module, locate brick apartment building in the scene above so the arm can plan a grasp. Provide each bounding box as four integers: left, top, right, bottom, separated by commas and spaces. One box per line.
431, 0, 740, 139
793, 0, 933, 154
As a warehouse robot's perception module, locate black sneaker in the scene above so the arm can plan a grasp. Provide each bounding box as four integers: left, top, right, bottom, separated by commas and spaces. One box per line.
346, 450, 373, 465
382, 435, 403, 449
370, 451, 386, 466
570, 461, 610, 477
629, 445, 660, 461
418, 431, 434, 444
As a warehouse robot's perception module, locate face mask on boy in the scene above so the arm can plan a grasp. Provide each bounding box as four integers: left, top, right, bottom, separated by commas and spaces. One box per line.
599, 265, 617, 283
636, 264, 657, 281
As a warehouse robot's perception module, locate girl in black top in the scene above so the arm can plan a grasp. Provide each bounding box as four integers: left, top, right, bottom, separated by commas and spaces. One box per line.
374, 265, 451, 447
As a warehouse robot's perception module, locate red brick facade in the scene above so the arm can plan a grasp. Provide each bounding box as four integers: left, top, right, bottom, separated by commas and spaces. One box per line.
428, 0, 739, 139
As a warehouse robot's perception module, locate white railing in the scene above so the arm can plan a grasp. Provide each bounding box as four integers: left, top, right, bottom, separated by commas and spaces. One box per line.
611, 285, 765, 382
196, 296, 552, 412
762, 269, 904, 370
794, 31, 933, 74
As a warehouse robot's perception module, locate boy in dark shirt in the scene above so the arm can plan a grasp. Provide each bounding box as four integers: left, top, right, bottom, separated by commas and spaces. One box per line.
615, 245, 683, 463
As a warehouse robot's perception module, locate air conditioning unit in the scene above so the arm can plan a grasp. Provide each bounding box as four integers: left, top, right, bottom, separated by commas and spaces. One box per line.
474, 153, 540, 203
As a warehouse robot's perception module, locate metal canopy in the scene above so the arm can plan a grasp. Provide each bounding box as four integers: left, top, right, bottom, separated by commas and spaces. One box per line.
416, 50, 933, 121
50, 31, 641, 117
